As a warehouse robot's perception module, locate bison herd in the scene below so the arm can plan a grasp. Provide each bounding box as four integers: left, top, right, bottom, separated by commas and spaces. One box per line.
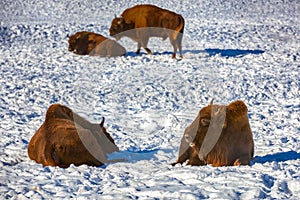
28, 4, 255, 168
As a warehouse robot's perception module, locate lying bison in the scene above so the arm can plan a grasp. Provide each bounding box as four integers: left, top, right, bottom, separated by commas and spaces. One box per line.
68, 31, 126, 57
109, 4, 184, 59
173, 100, 254, 167
28, 104, 119, 168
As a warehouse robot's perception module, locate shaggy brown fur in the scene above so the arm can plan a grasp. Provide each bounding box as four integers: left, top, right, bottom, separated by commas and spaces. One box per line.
109, 4, 184, 59
28, 104, 119, 168
173, 100, 254, 167
68, 31, 126, 57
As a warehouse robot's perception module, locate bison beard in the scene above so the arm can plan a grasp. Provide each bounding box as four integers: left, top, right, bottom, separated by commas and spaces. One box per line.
109, 4, 184, 59
173, 100, 254, 167
27, 104, 119, 168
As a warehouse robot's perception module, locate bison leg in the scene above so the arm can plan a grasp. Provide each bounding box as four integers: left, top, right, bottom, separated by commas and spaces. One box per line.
144, 48, 151, 54
172, 51, 177, 59
170, 40, 183, 59
235, 156, 252, 166
136, 43, 151, 55
136, 42, 142, 54
169, 37, 178, 59
187, 143, 206, 166
178, 42, 183, 59
137, 31, 151, 55
172, 148, 190, 166
170, 31, 183, 59
177, 34, 183, 59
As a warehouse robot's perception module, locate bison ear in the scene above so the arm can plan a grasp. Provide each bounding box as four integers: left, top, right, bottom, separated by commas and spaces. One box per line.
100, 117, 105, 127
200, 118, 210, 126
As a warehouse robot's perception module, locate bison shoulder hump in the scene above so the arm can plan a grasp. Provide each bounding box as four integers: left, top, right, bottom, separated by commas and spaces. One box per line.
226, 100, 248, 120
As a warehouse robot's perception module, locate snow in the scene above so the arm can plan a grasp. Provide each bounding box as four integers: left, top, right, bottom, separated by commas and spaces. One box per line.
0, 0, 299, 199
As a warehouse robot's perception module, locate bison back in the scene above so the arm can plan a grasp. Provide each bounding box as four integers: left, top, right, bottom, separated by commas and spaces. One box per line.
122, 4, 181, 28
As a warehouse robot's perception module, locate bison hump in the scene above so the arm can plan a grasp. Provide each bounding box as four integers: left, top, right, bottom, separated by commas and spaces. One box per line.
121, 4, 163, 23
226, 100, 248, 121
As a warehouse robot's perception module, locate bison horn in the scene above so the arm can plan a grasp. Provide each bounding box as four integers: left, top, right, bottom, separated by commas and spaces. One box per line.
100, 117, 105, 127
114, 14, 117, 18
210, 98, 214, 105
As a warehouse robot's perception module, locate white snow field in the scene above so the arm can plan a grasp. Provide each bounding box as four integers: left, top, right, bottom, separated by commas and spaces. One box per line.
0, 0, 299, 199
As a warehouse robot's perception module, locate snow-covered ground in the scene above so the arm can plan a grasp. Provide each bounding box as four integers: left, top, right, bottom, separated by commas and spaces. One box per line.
0, 0, 299, 199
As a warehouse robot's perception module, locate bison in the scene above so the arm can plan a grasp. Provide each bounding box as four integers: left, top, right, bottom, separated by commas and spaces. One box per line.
68, 31, 126, 57
109, 4, 184, 59
28, 104, 119, 168
173, 100, 254, 167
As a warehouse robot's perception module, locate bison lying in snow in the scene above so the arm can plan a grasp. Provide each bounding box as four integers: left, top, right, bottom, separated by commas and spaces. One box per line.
28, 104, 119, 168
109, 4, 184, 59
173, 100, 254, 167
68, 31, 126, 57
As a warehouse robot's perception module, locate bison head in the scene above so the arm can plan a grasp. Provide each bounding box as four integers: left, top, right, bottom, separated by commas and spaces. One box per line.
191, 104, 227, 161
68, 33, 89, 55
109, 16, 133, 40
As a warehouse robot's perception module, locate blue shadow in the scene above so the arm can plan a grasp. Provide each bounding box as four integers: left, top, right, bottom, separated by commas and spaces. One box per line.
125, 51, 147, 57
125, 51, 172, 57
125, 49, 264, 58
204, 48, 265, 58
107, 148, 173, 164
252, 151, 300, 164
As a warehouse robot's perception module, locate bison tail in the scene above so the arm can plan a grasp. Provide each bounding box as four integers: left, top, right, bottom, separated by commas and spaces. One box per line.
172, 14, 185, 40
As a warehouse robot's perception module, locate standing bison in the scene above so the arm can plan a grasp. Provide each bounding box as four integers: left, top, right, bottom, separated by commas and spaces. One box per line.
109, 4, 184, 59
68, 31, 126, 57
173, 100, 254, 167
28, 104, 119, 168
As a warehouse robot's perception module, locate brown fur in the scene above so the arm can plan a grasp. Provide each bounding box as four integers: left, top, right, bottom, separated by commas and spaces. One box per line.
173, 100, 254, 167
68, 31, 126, 57
28, 104, 119, 168
109, 4, 184, 59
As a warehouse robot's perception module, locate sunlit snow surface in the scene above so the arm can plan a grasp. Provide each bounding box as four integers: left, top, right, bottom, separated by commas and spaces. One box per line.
0, 0, 299, 199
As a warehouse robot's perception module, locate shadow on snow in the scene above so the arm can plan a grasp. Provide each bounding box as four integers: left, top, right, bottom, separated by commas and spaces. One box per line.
183, 48, 265, 58
252, 150, 300, 164
124, 48, 265, 58
204, 48, 265, 57
107, 149, 172, 164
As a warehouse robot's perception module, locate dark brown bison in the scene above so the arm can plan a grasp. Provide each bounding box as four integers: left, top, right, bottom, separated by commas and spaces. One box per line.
109, 4, 184, 59
28, 104, 119, 168
173, 100, 254, 167
68, 31, 126, 57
